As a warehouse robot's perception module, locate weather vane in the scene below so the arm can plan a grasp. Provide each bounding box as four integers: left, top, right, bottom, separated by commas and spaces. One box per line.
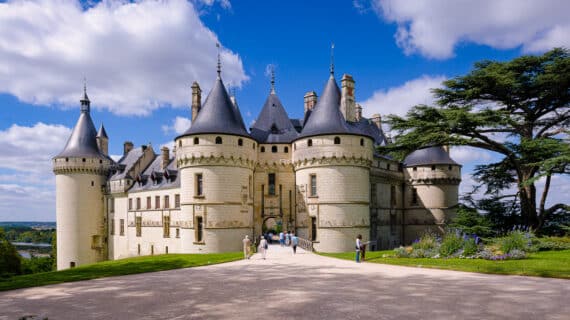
216, 43, 221, 77
330, 42, 335, 76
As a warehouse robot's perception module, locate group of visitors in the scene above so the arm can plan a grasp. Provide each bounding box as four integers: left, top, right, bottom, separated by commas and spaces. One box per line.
242, 230, 300, 260
279, 231, 299, 254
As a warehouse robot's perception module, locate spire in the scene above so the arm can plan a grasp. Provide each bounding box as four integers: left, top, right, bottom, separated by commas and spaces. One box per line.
330, 42, 335, 78
80, 78, 90, 113
270, 66, 276, 94
97, 123, 108, 139
216, 43, 221, 79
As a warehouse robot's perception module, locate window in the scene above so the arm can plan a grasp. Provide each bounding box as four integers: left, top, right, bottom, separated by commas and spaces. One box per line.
70, 262, 76, 268
163, 215, 170, 238
194, 137, 199, 145
411, 188, 418, 205
448, 165, 452, 171
284, 146, 289, 153
271, 146, 277, 153
120, 219, 125, 236
249, 175, 253, 199
311, 217, 317, 241
294, 143, 296, 150
179, 140, 182, 147
164, 195, 170, 208
135, 216, 142, 237
175, 194, 180, 208
310, 174, 317, 197
390, 185, 396, 207
165, 246, 169, 254
268, 173, 276, 195
360, 138, 364, 146
138, 244, 141, 255
146, 196, 151, 209
196, 216, 204, 242
155, 196, 160, 209
176, 228, 180, 238
334, 136, 340, 144
413, 167, 417, 172
253, 143, 256, 149
238, 138, 243, 146
136, 198, 141, 210
82, 158, 86, 162
151, 245, 154, 255
260, 146, 265, 152
215, 136, 222, 144
431, 165, 436, 171
308, 139, 313, 147
110, 219, 115, 235
91, 181, 94, 186
196, 173, 203, 196
387, 163, 391, 170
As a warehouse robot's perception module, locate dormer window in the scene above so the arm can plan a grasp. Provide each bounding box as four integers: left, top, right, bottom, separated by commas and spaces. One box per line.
194, 137, 199, 145
271, 146, 277, 153
334, 136, 341, 144
215, 136, 222, 144
270, 124, 279, 134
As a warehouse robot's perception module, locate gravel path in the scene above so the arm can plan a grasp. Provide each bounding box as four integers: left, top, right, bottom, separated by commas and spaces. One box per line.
1, 245, 568, 320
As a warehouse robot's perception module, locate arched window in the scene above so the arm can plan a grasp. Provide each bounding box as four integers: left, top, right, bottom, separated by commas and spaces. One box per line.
334, 136, 341, 144
431, 165, 436, 171
261, 146, 265, 152
215, 136, 222, 144
271, 146, 277, 153
360, 138, 364, 146
308, 139, 313, 147
294, 143, 296, 150
284, 146, 289, 153
238, 138, 243, 146
193, 137, 199, 145
448, 165, 452, 171
179, 140, 182, 147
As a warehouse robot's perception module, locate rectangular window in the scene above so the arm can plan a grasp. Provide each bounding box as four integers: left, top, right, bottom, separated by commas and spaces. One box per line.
136, 197, 141, 210
268, 173, 276, 195
196, 216, 204, 242
110, 219, 115, 235
146, 196, 151, 209
310, 174, 317, 197
109, 198, 115, 213
249, 175, 252, 199
176, 228, 180, 238
136, 216, 142, 237
120, 219, 125, 236
390, 185, 397, 208
311, 217, 317, 241
164, 195, 170, 209
128, 198, 133, 210
155, 196, 160, 209
412, 188, 418, 205
196, 173, 203, 196
175, 194, 180, 208
163, 215, 170, 238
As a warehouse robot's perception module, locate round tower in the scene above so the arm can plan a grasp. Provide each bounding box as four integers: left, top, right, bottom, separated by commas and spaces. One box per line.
175, 64, 256, 253
293, 70, 374, 252
403, 146, 461, 243
53, 87, 112, 270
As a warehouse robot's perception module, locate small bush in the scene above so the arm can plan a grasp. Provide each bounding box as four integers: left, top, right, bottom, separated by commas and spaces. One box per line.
439, 233, 464, 257
412, 233, 438, 250
462, 238, 479, 257
535, 237, 570, 251
499, 231, 528, 253
393, 246, 409, 258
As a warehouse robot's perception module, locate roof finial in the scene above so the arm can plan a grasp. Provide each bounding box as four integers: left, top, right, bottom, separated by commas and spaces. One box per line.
80, 77, 90, 112
216, 43, 221, 78
330, 42, 335, 77
270, 65, 276, 94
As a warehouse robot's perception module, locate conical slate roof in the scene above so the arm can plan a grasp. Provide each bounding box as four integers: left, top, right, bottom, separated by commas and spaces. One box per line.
250, 92, 298, 143
404, 146, 459, 167
180, 77, 249, 138
97, 124, 108, 139
298, 75, 352, 138
55, 105, 106, 159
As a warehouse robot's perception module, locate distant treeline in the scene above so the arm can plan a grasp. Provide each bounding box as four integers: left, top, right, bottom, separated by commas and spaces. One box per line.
3, 226, 55, 244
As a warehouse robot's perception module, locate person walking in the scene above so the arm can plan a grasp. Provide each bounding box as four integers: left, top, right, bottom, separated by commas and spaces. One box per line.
291, 233, 299, 255
279, 231, 285, 247
258, 235, 268, 260
355, 234, 362, 263
242, 235, 251, 259
285, 231, 291, 246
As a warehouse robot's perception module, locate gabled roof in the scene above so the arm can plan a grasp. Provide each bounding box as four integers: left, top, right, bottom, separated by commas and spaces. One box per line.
110, 148, 145, 180
129, 155, 179, 191
250, 93, 298, 143
178, 77, 249, 138
404, 146, 459, 167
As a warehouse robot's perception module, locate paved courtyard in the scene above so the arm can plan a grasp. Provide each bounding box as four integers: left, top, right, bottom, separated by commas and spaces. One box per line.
1, 245, 568, 320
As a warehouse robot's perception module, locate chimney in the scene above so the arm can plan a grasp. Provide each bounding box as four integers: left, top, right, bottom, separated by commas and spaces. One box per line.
341, 74, 356, 122
371, 114, 382, 129
442, 145, 450, 154
304, 91, 317, 116
355, 104, 362, 122
191, 81, 201, 123
161, 146, 170, 170
123, 141, 134, 155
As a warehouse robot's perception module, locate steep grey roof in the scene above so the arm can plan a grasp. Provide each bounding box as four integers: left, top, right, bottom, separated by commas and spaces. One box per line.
290, 118, 303, 133
179, 77, 249, 138
55, 107, 107, 159
404, 146, 459, 167
110, 148, 145, 180
97, 124, 108, 139
129, 155, 179, 191
351, 118, 387, 146
250, 93, 299, 143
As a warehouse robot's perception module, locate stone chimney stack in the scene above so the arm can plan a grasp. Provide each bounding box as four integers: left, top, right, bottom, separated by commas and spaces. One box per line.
191, 81, 201, 123
341, 74, 356, 122
304, 91, 317, 116
442, 145, 450, 154
124, 141, 134, 155
371, 114, 382, 129
355, 104, 362, 122
161, 146, 170, 170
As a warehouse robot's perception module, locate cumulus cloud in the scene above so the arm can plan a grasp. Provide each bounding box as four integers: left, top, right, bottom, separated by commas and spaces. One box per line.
360, 75, 445, 118
0, 0, 247, 116
451, 146, 493, 164
162, 116, 192, 135
372, 0, 570, 59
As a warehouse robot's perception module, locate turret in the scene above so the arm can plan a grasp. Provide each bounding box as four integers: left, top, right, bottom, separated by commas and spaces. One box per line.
96, 124, 109, 156
340, 74, 356, 122
53, 85, 112, 270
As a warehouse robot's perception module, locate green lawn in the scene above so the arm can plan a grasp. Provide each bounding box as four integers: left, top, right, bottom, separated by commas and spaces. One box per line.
0, 252, 242, 292
321, 249, 570, 279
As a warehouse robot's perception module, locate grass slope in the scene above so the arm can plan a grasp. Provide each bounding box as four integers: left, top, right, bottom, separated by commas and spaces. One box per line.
0, 253, 242, 292
321, 250, 570, 279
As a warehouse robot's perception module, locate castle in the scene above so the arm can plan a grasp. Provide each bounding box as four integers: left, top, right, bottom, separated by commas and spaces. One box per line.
53, 63, 461, 270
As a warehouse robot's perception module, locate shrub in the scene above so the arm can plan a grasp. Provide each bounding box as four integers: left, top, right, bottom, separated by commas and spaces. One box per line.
393, 246, 409, 258
412, 232, 438, 250
535, 236, 570, 251
499, 230, 528, 253
439, 232, 464, 257
462, 238, 479, 257
410, 248, 437, 258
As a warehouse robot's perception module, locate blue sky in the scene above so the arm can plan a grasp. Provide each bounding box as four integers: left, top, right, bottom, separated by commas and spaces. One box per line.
0, 0, 569, 221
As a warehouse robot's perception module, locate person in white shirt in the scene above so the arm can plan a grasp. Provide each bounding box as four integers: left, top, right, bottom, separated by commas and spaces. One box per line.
355, 234, 362, 263
242, 235, 251, 259
258, 235, 268, 260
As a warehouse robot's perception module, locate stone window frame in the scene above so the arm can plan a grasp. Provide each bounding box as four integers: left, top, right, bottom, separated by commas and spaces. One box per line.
309, 173, 318, 197
163, 215, 171, 238
135, 216, 142, 237
195, 173, 204, 198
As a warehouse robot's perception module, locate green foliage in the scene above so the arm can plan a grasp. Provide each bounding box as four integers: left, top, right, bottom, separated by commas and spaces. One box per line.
462, 238, 479, 257
535, 237, 570, 251
3, 226, 55, 244
498, 231, 530, 254
450, 205, 495, 237
412, 232, 438, 250
21, 256, 54, 275
439, 232, 464, 257
0, 228, 22, 277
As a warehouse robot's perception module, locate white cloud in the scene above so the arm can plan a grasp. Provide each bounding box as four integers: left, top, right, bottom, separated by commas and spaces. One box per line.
0, 0, 247, 116
360, 75, 445, 118
162, 116, 192, 135
451, 146, 493, 164
372, 0, 570, 59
